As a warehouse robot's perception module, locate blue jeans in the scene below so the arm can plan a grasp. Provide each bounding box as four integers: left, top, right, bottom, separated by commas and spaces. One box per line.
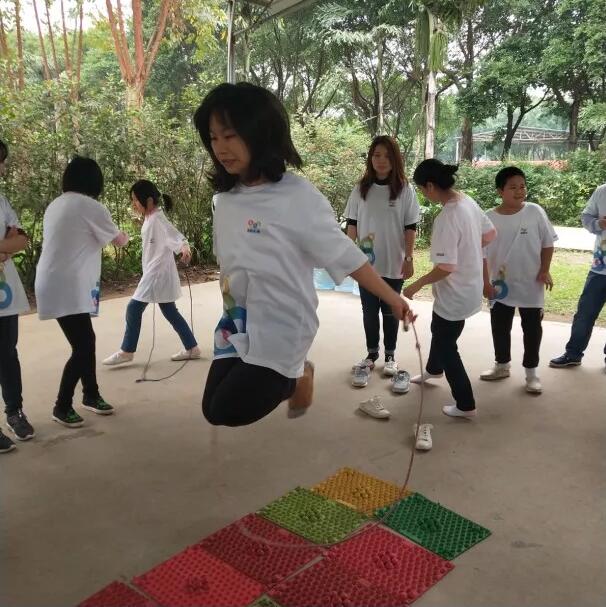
565, 271, 606, 361
121, 299, 197, 353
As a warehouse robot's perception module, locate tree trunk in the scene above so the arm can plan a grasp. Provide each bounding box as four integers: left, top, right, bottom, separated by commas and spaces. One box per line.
425, 70, 437, 158
45, 0, 60, 77
569, 97, 580, 151
14, 0, 24, 89
32, 0, 51, 80
376, 36, 385, 135
461, 115, 473, 162
60, 0, 72, 78
501, 107, 515, 160
0, 10, 15, 90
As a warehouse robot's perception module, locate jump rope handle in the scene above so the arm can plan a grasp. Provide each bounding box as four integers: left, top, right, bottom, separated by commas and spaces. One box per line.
402, 316, 410, 332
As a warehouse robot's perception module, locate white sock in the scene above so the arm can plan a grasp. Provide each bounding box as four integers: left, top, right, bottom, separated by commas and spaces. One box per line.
525, 367, 537, 379
496, 362, 510, 369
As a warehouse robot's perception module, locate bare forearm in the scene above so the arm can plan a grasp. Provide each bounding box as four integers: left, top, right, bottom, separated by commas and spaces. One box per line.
404, 229, 415, 257
0, 234, 27, 253
483, 258, 490, 286
351, 262, 401, 306
346, 225, 357, 242
410, 266, 450, 290
540, 247, 554, 272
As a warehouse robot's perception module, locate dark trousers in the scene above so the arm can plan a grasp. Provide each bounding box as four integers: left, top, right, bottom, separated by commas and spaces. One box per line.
202, 358, 296, 427
565, 271, 606, 361
56, 314, 100, 411
490, 302, 543, 368
359, 277, 404, 355
0, 315, 23, 415
121, 299, 197, 353
426, 312, 475, 411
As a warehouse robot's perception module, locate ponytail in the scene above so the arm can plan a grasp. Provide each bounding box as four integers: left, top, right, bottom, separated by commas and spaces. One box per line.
161, 193, 174, 213
413, 159, 458, 190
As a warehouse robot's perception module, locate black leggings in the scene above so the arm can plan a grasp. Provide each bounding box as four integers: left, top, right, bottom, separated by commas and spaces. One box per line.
490, 302, 543, 368
56, 313, 100, 411
0, 315, 23, 415
202, 358, 296, 427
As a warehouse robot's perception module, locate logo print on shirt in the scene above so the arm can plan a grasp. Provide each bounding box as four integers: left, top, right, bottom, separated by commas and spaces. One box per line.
520, 227, 528, 235
247, 219, 261, 234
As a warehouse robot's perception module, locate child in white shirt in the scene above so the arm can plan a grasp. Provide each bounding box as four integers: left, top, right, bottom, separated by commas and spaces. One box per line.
194, 82, 413, 426
345, 136, 420, 392
103, 180, 199, 367
404, 159, 496, 419
35, 157, 128, 428
0, 139, 34, 452
482, 166, 557, 393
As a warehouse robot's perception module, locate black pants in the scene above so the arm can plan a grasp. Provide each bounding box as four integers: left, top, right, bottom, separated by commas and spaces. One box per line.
426, 312, 475, 411
0, 315, 23, 415
56, 314, 100, 412
359, 277, 404, 356
202, 358, 296, 427
490, 302, 543, 368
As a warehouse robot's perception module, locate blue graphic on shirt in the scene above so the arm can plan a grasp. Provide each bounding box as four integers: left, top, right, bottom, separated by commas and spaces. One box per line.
491, 267, 509, 301
213, 276, 247, 356
0, 266, 13, 310
90, 282, 100, 317
592, 238, 606, 271
359, 233, 376, 265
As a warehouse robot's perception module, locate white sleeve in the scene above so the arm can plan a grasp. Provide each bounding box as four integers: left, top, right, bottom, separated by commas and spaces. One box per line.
582, 187, 602, 217
212, 195, 218, 258
83, 200, 120, 246
536, 205, 558, 247
159, 214, 186, 254
430, 213, 459, 266
344, 188, 360, 221
298, 188, 368, 284
402, 183, 421, 228
0, 196, 21, 228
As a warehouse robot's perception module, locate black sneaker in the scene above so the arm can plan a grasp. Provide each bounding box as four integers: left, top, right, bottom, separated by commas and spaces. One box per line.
82, 397, 114, 416
52, 407, 84, 428
6, 410, 35, 441
0, 428, 16, 453
549, 353, 582, 368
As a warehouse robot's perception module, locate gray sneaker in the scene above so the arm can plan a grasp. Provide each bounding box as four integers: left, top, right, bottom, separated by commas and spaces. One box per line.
352, 363, 372, 388
391, 370, 411, 394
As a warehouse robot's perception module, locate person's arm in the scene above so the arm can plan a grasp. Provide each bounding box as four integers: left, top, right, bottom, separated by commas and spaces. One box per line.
0, 229, 28, 254
581, 188, 606, 234
537, 246, 554, 291
346, 222, 358, 241
483, 258, 496, 299
112, 232, 129, 247
403, 265, 452, 299
402, 226, 416, 279
351, 261, 412, 321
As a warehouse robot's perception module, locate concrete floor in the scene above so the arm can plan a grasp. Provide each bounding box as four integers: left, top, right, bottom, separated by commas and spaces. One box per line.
1, 283, 605, 607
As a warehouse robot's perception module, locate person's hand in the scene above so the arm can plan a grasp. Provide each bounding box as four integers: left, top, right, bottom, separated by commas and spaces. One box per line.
0, 252, 8, 262
484, 282, 497, 300
389, 295, 415, 323
180, 244, 192, 265
403, 284, 419, 300
5, 226, 19, 238
598, 217, 606, 230
537, 270, 554, 291
402, 259, 414, 280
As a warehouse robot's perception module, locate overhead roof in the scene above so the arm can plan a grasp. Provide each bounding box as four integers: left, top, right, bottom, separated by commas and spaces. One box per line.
244, 0, 318, 20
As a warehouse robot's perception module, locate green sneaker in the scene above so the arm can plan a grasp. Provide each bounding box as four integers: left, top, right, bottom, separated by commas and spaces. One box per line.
52, 407, 84, 428
82, 397, 114, 416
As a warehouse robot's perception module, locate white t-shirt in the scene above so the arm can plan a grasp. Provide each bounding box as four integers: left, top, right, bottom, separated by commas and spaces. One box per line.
213, 172, 368, 378
344, 182, 420, 279
0, 195, 30, 317
430, 195, 496, 321
133, 209, 186, 303
35, 192, 120, 320
584, 185, 606, 275
485, 203, 557, 308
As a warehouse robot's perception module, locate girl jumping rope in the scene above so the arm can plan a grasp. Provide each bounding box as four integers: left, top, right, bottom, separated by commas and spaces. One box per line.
103, 180, 200, 367
194, 82, 413, 427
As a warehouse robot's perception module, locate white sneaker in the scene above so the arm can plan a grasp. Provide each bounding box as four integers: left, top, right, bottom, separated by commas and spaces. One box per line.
391, 370, 411, 394
525, 377, 542, 394
171, 347, 201, 361
413, 423, 433, 450
480, 365, 510, 381
358, 396, 390, 419
410, 371, 444, 384
442, 405, 476, 419
383, 358, 398, 377
351, 358, 376, 372
352, 363, 372, 388
102, 351, 134, 366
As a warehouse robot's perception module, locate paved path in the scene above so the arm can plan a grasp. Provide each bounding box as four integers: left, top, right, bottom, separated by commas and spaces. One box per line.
554, 226, 595, 251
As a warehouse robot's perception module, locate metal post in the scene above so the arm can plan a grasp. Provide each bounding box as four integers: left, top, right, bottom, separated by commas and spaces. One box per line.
226, 0, 237, 83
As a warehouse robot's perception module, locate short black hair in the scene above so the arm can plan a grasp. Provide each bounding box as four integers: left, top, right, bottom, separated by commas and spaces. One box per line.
413, 158, 458, 190
0, 140, 8, 163
62, 156, 104, 198
193, 82, 303, 192
495, 166, 526, 190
